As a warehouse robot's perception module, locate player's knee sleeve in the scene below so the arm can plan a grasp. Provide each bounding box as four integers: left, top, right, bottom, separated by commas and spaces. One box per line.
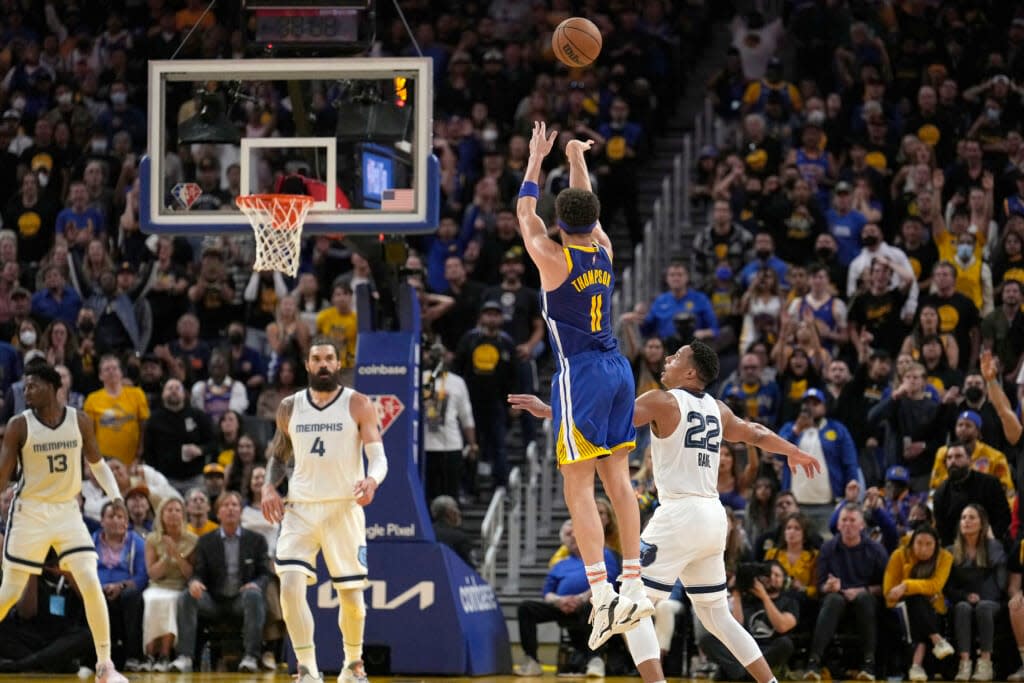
0, 568, 31, 619
338, 588, 366, 662
624, 617, 661, 666
692, 594, 762, 667
654, 599, 683, 651
279, 571, 315, 648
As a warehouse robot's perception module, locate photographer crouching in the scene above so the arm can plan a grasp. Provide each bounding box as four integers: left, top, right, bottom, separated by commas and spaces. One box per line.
699, 561, 798, 680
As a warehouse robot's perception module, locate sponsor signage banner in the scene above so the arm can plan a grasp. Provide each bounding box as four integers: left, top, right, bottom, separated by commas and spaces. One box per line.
306, 542, 512, 674
354, 330, 433, 542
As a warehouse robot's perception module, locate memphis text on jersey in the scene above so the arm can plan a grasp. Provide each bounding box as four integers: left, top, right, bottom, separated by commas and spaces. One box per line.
568, 268, 612, 293
294, 422, 344, 433
33, 439, 79, 452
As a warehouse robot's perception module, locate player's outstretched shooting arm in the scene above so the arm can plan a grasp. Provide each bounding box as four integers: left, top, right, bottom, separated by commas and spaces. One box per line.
516, 121, 567, 291
79, 411, 126, 504
262, 395, 295, 524
351, 392, 387, 507
508, 391, 821, 478
564, 138, 613, 258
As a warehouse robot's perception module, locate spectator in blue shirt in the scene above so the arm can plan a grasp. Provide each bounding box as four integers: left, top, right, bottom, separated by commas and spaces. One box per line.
0, 340, 21, 394
93, 500, 148, 670
30, 265, 81, 328
55, 181, 105, 256
719, 352, 782, 428
804, 505, 889, 680
825, 181, 867, 267
779, 388, 862, 530
640, 262, 719, 343
514, 520, 620, 677
739, 232, 789, 290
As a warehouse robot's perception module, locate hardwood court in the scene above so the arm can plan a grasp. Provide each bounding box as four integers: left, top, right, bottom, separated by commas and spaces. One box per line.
0, 676, 665, 682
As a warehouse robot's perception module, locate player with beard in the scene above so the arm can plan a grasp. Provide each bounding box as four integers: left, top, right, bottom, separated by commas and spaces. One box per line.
261, 337, 388, 683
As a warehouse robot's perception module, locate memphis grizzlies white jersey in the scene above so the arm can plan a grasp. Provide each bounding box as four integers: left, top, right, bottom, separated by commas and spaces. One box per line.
19, 408, 84, 503
287, 388, 363, 503
651, 389, 722, 499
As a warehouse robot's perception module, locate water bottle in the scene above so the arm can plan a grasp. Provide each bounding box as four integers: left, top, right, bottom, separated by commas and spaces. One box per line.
200, 642, 212, 673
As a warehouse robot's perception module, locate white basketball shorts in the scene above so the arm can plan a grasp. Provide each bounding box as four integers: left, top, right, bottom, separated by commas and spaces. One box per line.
638, 496, 728, 601
3, 498, 97, 575
274, 499, 368, 589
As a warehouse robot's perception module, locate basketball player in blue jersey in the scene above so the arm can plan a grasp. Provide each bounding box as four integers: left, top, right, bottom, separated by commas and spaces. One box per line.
512, 340, 821, 683
0, 362, 129, 682
516, 121, 651, 649
262, 337, 387, 683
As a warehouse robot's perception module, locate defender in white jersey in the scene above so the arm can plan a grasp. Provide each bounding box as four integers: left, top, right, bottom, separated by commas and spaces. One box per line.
511, 341, 820, 683
0, 362, 129, 682
261, 337, 388, 683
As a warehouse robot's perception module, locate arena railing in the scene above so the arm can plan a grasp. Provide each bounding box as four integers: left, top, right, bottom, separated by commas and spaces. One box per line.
523, 440, 539, 565
480, 481, 507, 587
503, 466, 523, 594
538, 418, 555, 538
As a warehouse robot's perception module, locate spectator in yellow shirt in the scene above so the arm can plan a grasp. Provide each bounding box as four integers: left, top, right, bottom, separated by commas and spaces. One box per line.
315, 281, 357, 381
185, 488, 219, 537
83, 354, 150, 466
930, 410, 1015, 496
882, 525, 955, 680
763, 512, 818, 599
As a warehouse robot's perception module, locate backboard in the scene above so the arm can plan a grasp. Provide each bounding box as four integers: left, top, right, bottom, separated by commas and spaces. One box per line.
140, 57, 438, 235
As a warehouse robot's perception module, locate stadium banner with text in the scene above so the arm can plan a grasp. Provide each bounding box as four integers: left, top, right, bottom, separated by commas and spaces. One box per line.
303, 542, 512, 674
354, 329, 433, 542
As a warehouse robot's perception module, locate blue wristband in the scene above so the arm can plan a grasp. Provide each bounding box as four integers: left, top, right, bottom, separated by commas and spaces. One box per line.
518, 181, 540, 199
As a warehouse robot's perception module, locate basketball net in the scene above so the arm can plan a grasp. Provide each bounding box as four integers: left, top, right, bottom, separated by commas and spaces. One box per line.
236, 194, 314, 277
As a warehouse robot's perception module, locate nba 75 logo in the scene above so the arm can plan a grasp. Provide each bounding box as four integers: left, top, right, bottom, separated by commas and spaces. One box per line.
370, 395, 405, 434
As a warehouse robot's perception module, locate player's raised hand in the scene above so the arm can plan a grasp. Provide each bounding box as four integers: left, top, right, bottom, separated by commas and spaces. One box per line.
566, 138, 595, 156
353, 477, 378, 507
507, 394, 552, 419
529, 121, 557, 159
261, 482, 285, 524
786, 447, 822, 478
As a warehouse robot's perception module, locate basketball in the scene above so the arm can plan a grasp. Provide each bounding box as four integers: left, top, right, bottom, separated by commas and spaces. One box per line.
552, 17, 602, 68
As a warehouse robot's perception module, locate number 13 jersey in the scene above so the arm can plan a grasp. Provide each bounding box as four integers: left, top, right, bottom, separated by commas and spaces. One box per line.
651, 389, 722, 499
287, 388, 364, 502
20, 408, 84, 503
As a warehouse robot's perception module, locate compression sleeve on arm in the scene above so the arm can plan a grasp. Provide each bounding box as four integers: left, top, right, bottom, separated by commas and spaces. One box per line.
365, 441, 388, 485
89, 458, 123, 503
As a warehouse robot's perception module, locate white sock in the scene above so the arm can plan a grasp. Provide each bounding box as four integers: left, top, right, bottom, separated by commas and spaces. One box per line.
586, 561, 609, 596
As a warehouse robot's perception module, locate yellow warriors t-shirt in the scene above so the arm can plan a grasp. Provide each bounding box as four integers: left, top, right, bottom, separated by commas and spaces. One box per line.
83, 386, 151, 466
315, 307, 358, 368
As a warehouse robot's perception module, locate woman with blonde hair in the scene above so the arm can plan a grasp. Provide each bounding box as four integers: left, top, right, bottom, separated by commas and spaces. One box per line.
265, 293, 310, 381
883, 524, 954, 680
945, 504, 1006, 682
141, 497, 197, 672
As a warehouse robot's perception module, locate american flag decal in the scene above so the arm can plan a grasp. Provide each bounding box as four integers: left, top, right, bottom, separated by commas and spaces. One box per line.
381, 188, 415, 211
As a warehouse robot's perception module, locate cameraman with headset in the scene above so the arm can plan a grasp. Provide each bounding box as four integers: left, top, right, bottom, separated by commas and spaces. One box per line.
699, 560, 798, 681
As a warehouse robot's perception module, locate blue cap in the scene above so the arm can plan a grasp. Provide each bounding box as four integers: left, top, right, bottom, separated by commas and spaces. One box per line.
957, 410, 982, 429
885, 465, 910, 483
802, 388, 826, 403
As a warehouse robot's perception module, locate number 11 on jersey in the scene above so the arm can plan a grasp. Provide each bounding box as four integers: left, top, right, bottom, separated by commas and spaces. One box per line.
589, 293, 604, 332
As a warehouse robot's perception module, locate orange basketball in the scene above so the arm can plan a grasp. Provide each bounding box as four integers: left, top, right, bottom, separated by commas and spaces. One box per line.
552, 17, 602, 68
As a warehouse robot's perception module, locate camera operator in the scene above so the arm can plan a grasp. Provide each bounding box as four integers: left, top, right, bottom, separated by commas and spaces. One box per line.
700, 561, 798, 681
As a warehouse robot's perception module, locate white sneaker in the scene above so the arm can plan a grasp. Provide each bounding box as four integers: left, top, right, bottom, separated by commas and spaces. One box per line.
585, 656, 605, 678
955, 659, 973, 681
152, 657, 170, 673
123, 658, 142, 673
298, 665, 325, 682
1008, 666, 1024, 681
339, 659, 370, 683
909, 664, 928, 681
617, 578, 655, 629
972, 659, 992, 681
238, 654, 260, 673
588, 587, 635, 650
95, 661, 129, 683
515, 657, 543, 677
261, 651, 277, 670
933, 639, 954, 660
169, 655, 193, 673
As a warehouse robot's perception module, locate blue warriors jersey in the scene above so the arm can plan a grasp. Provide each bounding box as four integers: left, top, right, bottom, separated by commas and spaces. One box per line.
542, 244, 617, 357
543, 244, 635, 464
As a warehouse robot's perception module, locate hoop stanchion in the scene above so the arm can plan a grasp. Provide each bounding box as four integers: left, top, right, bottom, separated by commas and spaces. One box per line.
237, 193, 314, 276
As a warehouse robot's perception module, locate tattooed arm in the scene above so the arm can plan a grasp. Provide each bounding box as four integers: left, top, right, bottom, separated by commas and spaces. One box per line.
261, 395, 295, 524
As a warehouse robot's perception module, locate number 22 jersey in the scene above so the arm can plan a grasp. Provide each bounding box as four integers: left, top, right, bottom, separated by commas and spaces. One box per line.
651, 389, 722, 499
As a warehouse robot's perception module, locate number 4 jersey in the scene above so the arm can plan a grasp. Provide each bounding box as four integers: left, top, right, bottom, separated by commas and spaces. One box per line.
651, 389, 722, 499
287, 388, 364, 503
19, 408, 84, 503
